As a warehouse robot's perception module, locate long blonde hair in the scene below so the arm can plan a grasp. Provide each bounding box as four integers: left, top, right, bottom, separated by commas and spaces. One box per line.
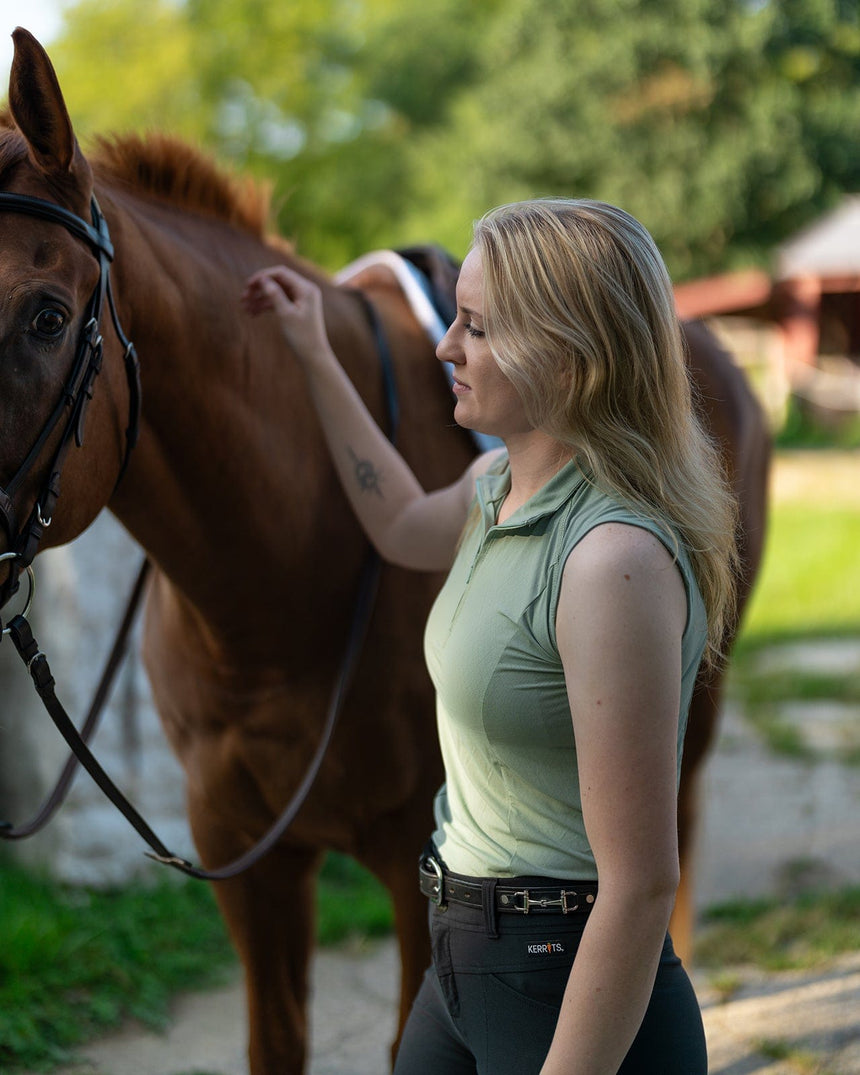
473, 198, 738, 667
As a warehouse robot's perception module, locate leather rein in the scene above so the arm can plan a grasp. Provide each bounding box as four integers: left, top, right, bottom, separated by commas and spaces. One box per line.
0, 191, 399, 881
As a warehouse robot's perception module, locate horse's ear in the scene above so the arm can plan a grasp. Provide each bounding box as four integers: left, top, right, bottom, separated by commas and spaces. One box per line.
8, 27, 91, 189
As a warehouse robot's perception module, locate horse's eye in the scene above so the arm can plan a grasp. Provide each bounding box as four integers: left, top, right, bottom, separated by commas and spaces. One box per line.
32, 308, 67, 337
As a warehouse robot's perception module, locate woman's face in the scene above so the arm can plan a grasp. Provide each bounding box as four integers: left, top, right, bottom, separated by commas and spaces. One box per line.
437, 249, 531, 440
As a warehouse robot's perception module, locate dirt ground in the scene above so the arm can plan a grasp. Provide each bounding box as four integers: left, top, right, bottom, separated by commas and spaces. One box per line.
53, 942, 860, 1075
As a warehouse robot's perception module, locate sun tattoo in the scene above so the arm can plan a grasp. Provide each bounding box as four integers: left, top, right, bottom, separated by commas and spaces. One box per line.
348, 447, 384, 497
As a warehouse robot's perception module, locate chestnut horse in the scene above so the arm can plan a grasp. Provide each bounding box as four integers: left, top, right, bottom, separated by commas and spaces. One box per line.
0, 29, 767, 1074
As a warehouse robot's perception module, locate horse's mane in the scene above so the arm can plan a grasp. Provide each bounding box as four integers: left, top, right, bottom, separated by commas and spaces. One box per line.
92, 133, 273, 237
0, 108, 28, 180
0, 107, 272, 238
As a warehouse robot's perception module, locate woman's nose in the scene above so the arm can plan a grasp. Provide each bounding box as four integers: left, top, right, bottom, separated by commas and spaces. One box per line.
436, 323, 460, 364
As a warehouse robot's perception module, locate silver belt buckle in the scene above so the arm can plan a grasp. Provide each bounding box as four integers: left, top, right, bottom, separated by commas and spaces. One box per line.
513, 888, 584, 914
422, 854, 446, 909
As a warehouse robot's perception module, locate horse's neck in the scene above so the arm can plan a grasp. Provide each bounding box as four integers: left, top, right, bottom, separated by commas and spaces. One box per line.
104, 189, 374, 642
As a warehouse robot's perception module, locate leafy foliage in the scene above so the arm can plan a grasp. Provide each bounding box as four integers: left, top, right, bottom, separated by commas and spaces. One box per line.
11, 0, 858, 274
389, 0, 860, 275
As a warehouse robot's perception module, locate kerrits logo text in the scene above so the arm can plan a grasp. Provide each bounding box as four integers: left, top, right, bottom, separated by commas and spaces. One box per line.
526, 941, 565, 955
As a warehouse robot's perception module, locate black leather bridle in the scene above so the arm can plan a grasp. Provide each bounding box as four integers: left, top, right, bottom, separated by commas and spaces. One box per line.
0, 192, 141, 609
0, 200, 401, 880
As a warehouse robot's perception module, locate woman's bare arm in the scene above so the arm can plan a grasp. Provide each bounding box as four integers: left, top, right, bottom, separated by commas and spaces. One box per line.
541, 523, 687, 1074
242, 265, 499, 570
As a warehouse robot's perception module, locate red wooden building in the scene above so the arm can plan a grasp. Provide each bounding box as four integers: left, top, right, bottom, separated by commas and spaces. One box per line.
674, 197, 860, 415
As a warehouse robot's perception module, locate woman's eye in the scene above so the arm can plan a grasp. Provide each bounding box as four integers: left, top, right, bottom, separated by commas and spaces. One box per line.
32, 308, 67, 337
465, 324, 485, 339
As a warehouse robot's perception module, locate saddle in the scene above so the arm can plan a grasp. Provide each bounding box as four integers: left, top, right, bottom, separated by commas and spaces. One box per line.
396, 244, 460, 330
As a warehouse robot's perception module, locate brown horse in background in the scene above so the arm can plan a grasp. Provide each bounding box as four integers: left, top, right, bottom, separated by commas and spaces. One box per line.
0, 29, 768, 1074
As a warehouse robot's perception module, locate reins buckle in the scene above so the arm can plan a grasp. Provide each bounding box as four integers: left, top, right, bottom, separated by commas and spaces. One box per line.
513, 888, 581, 914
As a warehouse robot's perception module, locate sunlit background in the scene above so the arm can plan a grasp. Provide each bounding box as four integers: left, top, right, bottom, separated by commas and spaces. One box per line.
0, 2, 63, 81
0, 4, 858, 1069
3, 0, 859, 442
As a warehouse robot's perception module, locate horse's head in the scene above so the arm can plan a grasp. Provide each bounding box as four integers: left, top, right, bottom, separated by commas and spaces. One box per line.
0, 29, 136, 606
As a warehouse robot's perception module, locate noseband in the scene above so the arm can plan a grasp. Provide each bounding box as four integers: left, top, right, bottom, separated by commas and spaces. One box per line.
0, 192, 141, 607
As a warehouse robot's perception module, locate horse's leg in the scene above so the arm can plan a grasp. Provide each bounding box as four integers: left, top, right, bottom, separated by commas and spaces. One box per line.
188, 794, 322, 1075
385, 865, 431, 1065
672, 434, 770, 965
358, 819, 432, 1069
672, 677, 723, 966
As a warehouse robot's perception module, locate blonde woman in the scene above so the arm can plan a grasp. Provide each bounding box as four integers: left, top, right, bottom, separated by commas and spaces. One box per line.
242, 199, 736, 1074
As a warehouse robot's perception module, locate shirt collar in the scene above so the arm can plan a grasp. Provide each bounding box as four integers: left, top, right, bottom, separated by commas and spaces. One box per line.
476, 455, 588, 534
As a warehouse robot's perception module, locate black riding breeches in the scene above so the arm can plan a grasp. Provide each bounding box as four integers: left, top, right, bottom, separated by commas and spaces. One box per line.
393, 900, 707, 1075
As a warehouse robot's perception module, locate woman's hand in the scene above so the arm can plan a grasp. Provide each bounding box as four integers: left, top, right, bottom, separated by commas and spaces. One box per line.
240, 262, 489, 570
241, 265, 329, 364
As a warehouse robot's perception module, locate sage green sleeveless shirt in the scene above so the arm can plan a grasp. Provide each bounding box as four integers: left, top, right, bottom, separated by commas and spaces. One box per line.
424, 455, 707, 881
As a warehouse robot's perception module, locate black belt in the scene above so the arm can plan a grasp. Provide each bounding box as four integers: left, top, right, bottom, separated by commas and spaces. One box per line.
419, 853, 597, 915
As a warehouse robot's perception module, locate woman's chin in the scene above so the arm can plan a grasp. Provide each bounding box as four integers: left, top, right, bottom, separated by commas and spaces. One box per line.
454, 400, 479, 429
454, 409, 481, 433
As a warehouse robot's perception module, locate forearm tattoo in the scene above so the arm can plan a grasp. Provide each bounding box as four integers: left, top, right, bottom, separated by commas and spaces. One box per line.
348, 447, 384, 497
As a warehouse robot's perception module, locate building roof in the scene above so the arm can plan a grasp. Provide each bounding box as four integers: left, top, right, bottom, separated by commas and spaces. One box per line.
776, 195, 860, 280
674, 269, 773, 320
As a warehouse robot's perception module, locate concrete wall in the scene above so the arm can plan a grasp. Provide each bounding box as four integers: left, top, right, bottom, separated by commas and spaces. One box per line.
0, 512, 194, 886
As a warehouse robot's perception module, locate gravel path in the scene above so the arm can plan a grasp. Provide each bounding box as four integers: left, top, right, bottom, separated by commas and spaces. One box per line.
44, 941, 860, 1075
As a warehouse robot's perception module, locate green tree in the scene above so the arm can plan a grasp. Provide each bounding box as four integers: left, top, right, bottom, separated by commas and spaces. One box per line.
39, 1, 202, 143
389, 0, 860, 277
31, 0, 421, 266
14, 0, 860, 277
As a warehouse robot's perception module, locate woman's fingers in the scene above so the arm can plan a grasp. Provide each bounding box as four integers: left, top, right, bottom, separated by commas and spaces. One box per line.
242, 266, 320, 316
241, 266, 328, 360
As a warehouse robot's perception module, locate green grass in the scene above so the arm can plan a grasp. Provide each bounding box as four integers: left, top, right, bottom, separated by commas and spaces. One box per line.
689, 450, 860, 974
754, 1039, 834, 1074
726, 656, 860, 760
775, 396, 860, 450
736, 503, 860, 650
0, 850, 391, 1071
695, 887, 860, 973
0, 858, 236, 1071
316, 852, 393, 944
726, 453, 860, 757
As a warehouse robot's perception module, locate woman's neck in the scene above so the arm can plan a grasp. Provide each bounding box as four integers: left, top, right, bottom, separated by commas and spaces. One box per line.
497, 430, 573, 523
